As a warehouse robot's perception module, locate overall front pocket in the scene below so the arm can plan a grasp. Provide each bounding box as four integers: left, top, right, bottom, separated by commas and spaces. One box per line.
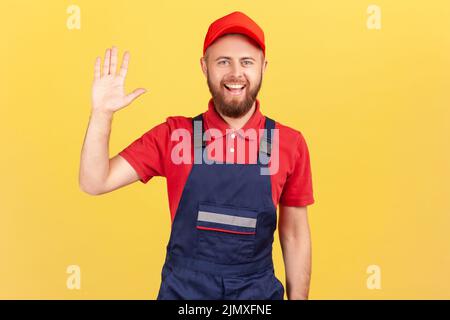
195, 202, 258, 264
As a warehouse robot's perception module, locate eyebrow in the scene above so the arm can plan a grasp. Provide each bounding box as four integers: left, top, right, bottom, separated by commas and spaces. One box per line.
215, 56, 256, 61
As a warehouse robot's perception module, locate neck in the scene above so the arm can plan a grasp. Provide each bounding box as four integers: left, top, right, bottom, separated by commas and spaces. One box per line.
216, 101, 256, 130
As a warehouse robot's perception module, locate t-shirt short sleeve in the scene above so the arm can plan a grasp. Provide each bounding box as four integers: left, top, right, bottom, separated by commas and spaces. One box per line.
279, 132, 315, 207
118, 122, 169, 184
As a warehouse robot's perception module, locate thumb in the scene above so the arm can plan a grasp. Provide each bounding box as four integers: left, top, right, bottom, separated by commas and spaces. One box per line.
124, 88, 147, 105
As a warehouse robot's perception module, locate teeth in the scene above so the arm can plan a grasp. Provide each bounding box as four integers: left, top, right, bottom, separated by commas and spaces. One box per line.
225, 84, 245, 89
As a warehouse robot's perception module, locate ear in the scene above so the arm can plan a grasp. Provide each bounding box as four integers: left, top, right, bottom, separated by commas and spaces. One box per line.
200, 56, 208, 77
262, 58, 268, 76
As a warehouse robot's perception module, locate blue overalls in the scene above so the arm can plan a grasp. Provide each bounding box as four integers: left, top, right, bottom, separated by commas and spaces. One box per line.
156, 113, 284, 300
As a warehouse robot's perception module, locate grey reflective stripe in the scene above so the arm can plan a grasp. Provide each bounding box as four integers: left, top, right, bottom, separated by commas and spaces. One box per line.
198, 211, 257, 228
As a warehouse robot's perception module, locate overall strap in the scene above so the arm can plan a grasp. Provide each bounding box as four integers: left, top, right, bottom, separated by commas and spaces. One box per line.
192, 113, 206, 164
258, 116, 275, 166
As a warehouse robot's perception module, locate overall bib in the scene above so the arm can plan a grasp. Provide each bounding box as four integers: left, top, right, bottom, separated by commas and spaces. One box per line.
156, 113, 284, 300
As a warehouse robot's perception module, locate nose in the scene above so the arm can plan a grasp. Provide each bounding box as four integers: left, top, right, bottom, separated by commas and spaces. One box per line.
229, 61, 245, 79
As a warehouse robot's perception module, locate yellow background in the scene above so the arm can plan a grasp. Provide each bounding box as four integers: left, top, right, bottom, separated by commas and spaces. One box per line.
1, 0, 449, 299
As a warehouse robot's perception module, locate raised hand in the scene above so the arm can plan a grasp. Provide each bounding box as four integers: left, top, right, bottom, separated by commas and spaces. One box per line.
91, 46, 147, 114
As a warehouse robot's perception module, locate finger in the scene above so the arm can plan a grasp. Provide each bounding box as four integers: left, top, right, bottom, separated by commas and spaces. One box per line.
110, 46, 118, 75
94, 56, 101, 80
124, 88, 147, 105
102, 48, 111, 76
119, 51, 130, 78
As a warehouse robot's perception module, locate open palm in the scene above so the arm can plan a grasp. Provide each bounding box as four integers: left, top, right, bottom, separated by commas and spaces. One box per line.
92, 46, 147, 113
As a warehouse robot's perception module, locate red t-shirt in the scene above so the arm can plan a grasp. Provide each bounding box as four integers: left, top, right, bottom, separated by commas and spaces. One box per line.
119, 98, 315, 222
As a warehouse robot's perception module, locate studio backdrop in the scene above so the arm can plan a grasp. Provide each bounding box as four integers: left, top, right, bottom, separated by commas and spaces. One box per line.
1, 0, 449, 299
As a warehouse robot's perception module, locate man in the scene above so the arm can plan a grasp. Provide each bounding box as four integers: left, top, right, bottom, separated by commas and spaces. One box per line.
79, 11, 314, 300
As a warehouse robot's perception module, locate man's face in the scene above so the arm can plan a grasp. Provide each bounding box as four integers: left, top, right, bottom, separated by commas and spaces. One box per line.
201, 34, 267, 118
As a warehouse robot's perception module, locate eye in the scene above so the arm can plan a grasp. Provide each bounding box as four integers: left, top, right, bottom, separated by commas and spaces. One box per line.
243, 60, 254, 65
218, 60, 229, 65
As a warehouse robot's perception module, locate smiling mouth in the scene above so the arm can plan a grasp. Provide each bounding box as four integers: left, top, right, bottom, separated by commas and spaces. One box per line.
223, 83, 246, 96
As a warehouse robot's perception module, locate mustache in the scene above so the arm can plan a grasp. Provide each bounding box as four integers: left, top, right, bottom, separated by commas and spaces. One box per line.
221, 78, 248, 86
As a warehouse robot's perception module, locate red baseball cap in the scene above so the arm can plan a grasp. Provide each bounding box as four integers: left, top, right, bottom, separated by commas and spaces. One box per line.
203, 11, 265, 56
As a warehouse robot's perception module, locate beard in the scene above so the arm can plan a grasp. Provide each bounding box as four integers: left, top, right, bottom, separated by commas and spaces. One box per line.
206, 70, 263, 118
